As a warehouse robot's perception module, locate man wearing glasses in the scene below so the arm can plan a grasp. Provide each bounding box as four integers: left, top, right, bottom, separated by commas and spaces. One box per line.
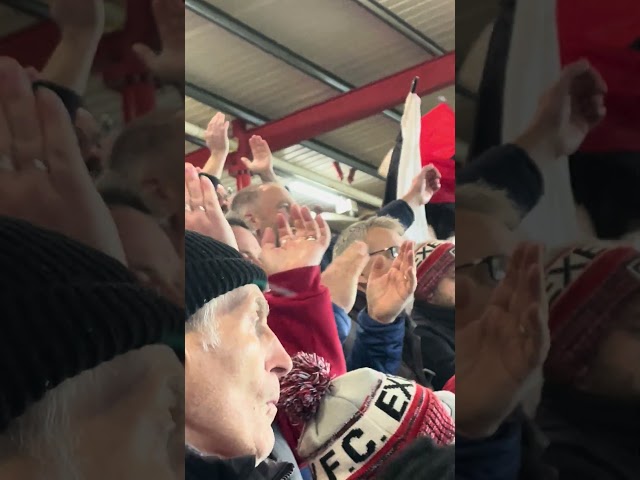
333, 216, 418, 376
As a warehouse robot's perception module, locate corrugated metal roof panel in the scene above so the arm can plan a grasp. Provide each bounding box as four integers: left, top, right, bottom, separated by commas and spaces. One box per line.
186, 10, 338, 119
203, 0, 434, 86
377, 0, 455, 51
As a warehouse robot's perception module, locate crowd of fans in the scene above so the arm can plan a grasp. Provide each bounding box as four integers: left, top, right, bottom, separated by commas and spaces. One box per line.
1, 1, 637, 479
456, 58, 639, 479
0, 0, 185, 478
184, 89, 458, 478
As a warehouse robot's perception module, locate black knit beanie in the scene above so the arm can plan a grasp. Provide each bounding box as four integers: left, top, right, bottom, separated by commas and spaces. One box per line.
0, 217, 183, 432
185, 230, 267, 320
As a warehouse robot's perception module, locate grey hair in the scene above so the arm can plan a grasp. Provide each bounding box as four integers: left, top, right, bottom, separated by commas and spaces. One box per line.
230, 185, 262, 217
456, 182, 521, 230
186, 288, 247, 351
334, 216, 405, 258
1, 384, 78, 480
0, 349, 143, 480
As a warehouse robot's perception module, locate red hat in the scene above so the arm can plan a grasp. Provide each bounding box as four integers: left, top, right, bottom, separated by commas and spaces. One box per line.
420, 103, 455, 204
415, 241, 455, 302
557, 0, 640, 152
545, 244, 640, 384
279, 353, 455, 479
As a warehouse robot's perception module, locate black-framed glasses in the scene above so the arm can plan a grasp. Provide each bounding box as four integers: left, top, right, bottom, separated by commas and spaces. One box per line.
370, 246, 400, 259
456, 254, 508, 282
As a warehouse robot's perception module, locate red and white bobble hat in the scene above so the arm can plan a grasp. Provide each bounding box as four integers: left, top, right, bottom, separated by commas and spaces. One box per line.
545, 244, 640, 384
415, 241, 455, 302
278, 353, 455, 480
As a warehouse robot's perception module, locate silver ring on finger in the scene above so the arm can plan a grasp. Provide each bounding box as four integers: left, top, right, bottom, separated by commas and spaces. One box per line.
198, 206, 206, 212
305, 235, 317, 241
185, 203, 192, 211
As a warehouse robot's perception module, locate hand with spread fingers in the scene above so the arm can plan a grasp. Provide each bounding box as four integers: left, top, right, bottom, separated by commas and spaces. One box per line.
203, 112, 230, 178
185, 163, 237, 249
321, 241, 370, 312
366, 241, 417, 324
456, 243, 549, 438
133, 0, 184, 85
260, 205, 331, 276
240, 135, 277, 184
0, 57, 125, 263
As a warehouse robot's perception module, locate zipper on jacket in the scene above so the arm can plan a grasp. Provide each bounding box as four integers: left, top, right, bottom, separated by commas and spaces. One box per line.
275, 463, 294, 480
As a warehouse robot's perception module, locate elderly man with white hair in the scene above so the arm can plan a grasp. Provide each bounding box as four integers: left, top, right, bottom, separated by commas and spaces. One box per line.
184, 231, 295, 479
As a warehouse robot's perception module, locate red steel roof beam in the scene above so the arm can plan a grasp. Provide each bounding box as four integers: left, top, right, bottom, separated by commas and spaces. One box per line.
185, 53, 455, 166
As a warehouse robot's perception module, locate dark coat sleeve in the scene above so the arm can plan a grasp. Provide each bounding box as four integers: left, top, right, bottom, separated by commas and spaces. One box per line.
458, 144, 544, 217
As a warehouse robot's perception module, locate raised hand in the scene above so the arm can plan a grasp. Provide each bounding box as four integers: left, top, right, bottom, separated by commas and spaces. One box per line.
0, 58, 125, 263
516, 59, 607, 163
133, 0, 184, 84
202, 112, 230, 178
321, 241, 370, 312
402, 164, 442, 209
456, 243, 549, 438
240, 135, 277, 183
366, 241, 417, 324
260, 205, 330, 276
185, 163, 237, 249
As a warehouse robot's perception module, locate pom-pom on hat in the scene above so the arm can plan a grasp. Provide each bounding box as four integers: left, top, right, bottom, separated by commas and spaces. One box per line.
415, 241, 455, 302
545, 244, 640, 384
278, 353, 455, 480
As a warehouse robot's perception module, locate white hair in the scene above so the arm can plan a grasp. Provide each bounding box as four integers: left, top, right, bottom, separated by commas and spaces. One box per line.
186, 287, 247, 351
0, 349, 142, 480
456, 182, 521, 230
334, 216, 405, 258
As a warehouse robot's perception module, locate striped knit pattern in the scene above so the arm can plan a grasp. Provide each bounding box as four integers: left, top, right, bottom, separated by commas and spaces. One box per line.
185, 230, 267, 320
545, 244, 640, 384
0, 217, 183, 431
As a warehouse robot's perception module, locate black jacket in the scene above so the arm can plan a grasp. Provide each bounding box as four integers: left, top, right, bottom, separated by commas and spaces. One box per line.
411, 302, 455, 390
458, 144, 544, 217
186, 450, 294, 480
536, 383, 640, 480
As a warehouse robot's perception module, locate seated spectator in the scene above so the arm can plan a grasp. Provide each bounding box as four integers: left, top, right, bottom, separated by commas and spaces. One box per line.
538, 244, 640, 479
278, 353, 455, 480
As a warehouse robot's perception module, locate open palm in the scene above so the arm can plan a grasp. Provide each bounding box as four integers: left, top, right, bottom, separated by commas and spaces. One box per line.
456, 243, 549, 438
133, 0, 184, 84
241, 135, 275, 178
260, 205, 330, 276
366, 241, 417, 324
0, 58, 125, 264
